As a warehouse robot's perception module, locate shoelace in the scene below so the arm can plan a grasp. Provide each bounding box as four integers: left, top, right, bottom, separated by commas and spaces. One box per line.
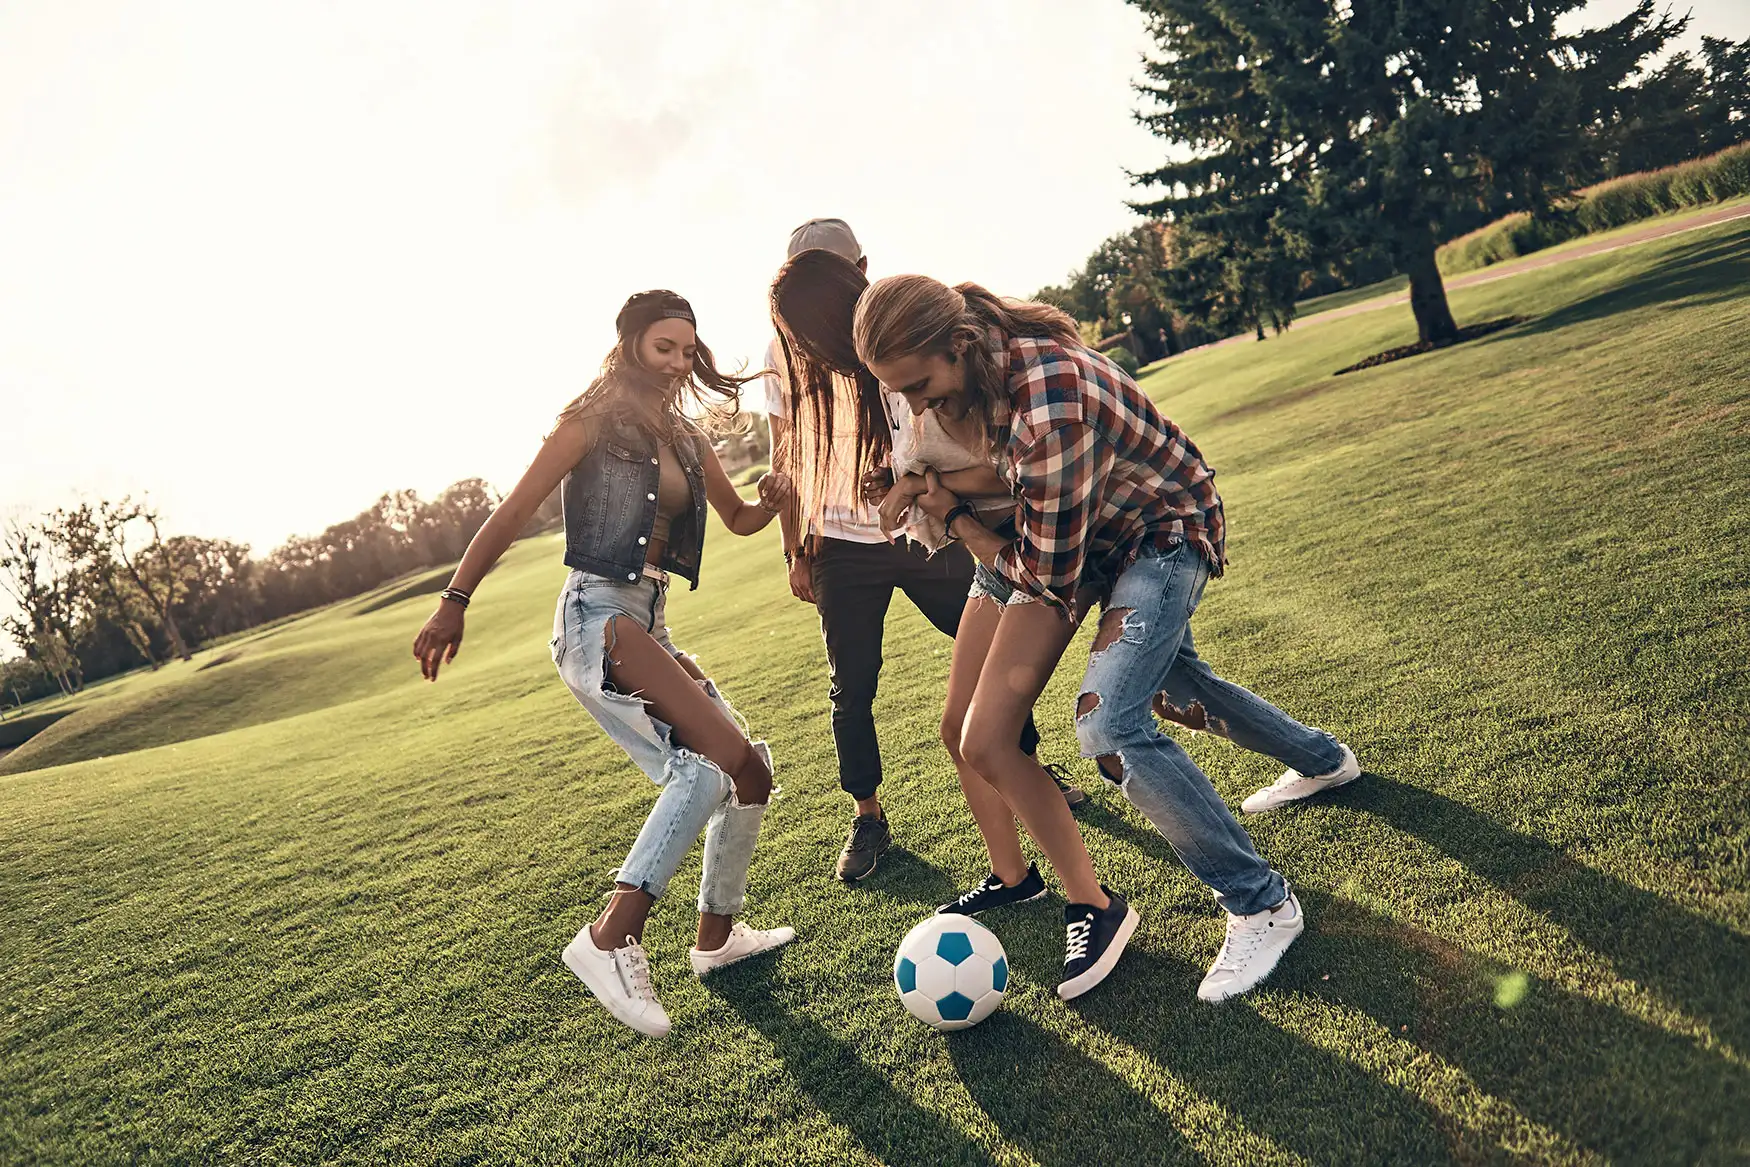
956, 875, 1003, 908
1064, 915, 1095, 964
850, 817, 884, 847
616, 940, 657, 1002
1211, 914, 1275, 973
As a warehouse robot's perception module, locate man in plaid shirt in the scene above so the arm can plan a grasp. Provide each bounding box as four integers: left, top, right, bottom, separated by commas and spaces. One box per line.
855, 274, 1361, 1004
988, 333, 1226, 614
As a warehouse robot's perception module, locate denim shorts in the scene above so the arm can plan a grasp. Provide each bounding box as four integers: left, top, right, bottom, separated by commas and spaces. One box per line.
968, 559, 1020, 605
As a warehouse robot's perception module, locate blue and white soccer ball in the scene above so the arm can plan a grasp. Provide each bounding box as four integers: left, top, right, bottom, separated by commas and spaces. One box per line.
893, 914, 1009, 1031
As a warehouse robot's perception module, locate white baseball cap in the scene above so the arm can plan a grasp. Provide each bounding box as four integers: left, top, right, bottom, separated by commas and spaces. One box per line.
786, 218, 862, 263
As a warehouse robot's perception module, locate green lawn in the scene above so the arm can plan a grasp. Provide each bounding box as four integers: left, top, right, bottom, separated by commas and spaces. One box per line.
3, 218, 1748, 1165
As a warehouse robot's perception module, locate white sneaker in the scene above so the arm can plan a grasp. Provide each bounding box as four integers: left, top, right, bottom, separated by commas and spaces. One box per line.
1197, 889, 1306, 1003
562, 928, 671, 1038
1241, 745, 1360, 814
688, 921, 796, 976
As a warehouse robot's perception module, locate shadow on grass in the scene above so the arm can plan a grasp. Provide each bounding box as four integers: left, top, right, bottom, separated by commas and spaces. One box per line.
1073, 773, 1748, 1159
1510, 229, 1750, 339
948, 1008, 1202, 1166
1074, 795, 1212, 880
851, 848, 962, 914
1291, 887, 1750, 1163
352, 569, 451, 616
1076, 947, 1455, 1163
1346, 773, 1750, 1057
718, 988, 995, 1166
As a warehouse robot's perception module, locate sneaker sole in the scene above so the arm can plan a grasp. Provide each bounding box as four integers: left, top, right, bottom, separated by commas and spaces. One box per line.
1198, 919, 1307, 1003
1058, 903, 1140, 1001
561, 940, 671, 1037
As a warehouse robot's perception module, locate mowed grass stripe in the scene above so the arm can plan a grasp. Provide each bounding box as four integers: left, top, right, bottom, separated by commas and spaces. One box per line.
2, 219, 1747, 1164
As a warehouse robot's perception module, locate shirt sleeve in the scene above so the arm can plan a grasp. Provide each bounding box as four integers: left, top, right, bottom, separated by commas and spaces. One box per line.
761, 337, 788, 420
994, 421, 1112, 612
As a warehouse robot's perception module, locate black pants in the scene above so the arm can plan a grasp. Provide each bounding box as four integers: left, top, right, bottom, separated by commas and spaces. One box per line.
811, 537, 1040, 801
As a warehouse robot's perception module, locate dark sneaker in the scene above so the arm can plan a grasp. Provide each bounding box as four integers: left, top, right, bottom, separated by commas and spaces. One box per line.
1043, 763, 1088, 809
836, 812, 891, 882
937, 862, 1048, 916
1058, 886, 1140, 1000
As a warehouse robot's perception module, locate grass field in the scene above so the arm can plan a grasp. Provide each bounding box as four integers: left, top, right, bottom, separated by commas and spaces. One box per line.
3, 217, 1748, 1165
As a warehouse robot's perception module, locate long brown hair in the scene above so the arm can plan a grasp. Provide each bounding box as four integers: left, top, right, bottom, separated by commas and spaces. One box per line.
553, 290, 756, 439
769, 249, 892, 531
852, 275, 1079, 448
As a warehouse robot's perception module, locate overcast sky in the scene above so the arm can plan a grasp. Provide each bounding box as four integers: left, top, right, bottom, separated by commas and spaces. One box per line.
2, 0, 1745, 570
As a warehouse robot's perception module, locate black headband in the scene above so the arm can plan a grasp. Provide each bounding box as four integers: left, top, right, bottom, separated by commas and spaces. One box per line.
616, 290, 697, 338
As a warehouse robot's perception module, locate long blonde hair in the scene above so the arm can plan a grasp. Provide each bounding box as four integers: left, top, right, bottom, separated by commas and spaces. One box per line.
852, 276, 1080, 453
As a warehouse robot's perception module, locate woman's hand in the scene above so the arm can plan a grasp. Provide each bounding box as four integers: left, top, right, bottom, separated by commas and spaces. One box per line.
756, 470, 793, 513
913, 468, 961, 522
877, 472, 929, 536
860, 467, 895, 506
413, 601, 465, 681
787, 549, 815, 604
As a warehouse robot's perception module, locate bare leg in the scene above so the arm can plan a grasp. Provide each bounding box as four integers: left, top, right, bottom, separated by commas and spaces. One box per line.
961, 602, 1107, 908
942, 596, 1029, 886
590, 617, 771, 953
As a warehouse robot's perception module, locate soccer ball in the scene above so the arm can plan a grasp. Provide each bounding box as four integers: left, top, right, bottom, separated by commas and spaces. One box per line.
893, 914, 1009, 1031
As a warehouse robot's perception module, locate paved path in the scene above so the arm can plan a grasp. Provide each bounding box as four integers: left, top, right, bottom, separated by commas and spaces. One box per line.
1205, 202, 1750, 349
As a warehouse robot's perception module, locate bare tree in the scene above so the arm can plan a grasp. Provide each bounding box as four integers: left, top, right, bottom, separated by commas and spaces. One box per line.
51, 504, 161, 670
0, 517, 85, 693
96, 498, 194, 662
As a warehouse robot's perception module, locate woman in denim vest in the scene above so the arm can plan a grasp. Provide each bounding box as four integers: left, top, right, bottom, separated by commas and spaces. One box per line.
413, 291, 796, 1038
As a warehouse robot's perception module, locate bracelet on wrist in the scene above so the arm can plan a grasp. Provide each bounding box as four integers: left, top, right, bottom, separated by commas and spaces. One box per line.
438, 587, 471, 609
942, 501, 977, 536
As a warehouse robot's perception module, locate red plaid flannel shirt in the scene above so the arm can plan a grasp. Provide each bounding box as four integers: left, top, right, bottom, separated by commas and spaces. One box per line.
991, 334, 1226, 615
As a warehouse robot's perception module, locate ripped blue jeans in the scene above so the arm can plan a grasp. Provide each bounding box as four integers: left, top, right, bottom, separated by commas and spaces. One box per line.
1074, 545, 1343, 916
550, 569, 769, 917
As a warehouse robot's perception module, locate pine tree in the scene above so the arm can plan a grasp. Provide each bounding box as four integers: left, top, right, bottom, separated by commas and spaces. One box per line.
1128, 0, 1684, 344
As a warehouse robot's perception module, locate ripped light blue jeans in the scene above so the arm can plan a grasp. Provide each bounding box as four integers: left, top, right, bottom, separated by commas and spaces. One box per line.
550, 569, 769, 917
1071, 545, 1344, 916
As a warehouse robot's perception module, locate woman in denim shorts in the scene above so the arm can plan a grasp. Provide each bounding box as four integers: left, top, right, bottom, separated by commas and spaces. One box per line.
771, 251, 1128, 1000
413, 291, 797, 1038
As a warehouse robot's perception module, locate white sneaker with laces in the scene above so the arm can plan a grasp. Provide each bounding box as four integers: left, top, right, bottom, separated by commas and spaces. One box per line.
562, 928, 671, 1037
689, 921, 796, 976
1241, 745, 1360, 814
1197, 889, 1305, 1003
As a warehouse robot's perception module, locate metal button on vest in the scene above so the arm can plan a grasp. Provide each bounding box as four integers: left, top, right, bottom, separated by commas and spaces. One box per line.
628, 573, 637, 581
638, 536, 647, 545
651, 457, 659, 465
646, 492, 656, 501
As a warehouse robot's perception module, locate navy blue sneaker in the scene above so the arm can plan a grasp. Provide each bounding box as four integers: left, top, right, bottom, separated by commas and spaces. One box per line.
1059, 886, 1139, 1000
938, 862, 1048, 916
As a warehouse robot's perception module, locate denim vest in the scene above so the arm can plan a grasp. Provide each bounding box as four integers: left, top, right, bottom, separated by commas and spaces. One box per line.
561, 414, 707, 589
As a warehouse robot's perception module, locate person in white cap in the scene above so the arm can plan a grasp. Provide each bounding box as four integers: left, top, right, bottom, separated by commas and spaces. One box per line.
761, 219, 1083, 884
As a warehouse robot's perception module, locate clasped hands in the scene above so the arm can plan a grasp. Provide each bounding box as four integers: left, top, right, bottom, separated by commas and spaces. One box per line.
755, 470, 793, 513
863, 467, 959, 537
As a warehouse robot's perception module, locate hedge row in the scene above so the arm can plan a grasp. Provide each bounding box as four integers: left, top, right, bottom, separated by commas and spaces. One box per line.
1438, 141, 1750, 275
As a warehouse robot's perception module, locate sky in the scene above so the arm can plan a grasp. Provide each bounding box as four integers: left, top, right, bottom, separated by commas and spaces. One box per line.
0, 0, 1168, 560
2, 0, 1745, 568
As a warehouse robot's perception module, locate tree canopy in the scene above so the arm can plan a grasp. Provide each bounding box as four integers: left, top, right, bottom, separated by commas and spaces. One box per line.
1126, 0, 1687, 343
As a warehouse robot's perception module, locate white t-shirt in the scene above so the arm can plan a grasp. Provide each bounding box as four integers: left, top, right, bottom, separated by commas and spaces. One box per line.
762, 336, 897, 545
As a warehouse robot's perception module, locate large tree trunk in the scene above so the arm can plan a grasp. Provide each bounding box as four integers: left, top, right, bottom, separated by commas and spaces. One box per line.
1400, 227, 1459, 345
